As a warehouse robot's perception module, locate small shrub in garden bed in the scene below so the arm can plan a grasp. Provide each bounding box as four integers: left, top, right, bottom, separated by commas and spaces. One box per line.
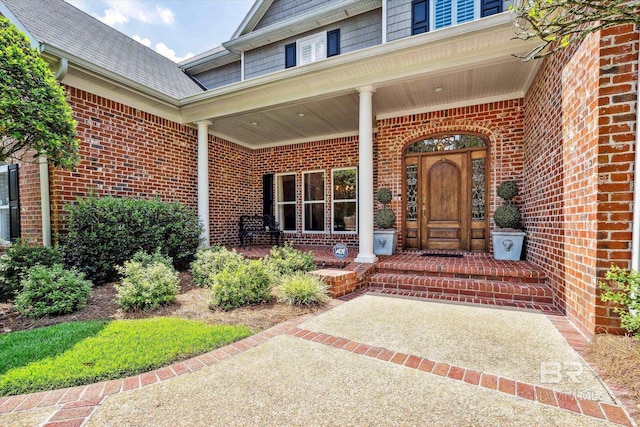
208, 260, 272, 311
265, 243, 316, 278
115, 258, 180, 311
14, 264, 92, 318
600, 266, 640, 338
277, 273, 328, 306
129, 250, 174, 269
0, 240, 63, 302
191, 246, 243, 287
62, 196, 202, 284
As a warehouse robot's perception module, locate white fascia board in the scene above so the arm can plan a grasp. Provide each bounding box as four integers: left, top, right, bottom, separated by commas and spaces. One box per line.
180, 48, 240, 73
231, 0, 271, 39
0, 2, 39, 49
182, 12, 519, 107
223, 0, 381, 53
42, 44, 181, 107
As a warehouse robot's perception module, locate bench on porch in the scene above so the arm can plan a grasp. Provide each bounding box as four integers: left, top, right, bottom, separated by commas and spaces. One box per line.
239, 214, 282, 248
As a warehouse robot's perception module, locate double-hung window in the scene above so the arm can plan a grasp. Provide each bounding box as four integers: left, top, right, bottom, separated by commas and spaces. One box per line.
332, 168, 357, 233
303, 171, 325, 232
276, 173, 297, 232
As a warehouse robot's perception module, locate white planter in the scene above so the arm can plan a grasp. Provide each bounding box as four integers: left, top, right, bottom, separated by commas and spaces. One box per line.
374, 229, 398, 255
491, 230, 525, 261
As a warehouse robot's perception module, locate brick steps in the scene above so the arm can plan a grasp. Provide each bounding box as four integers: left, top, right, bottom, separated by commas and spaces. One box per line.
368, 273, 554, 306
368, 253, 557, 312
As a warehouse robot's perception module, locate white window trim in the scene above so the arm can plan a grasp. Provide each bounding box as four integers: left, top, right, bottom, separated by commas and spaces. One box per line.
302, 170, 326, 234
430, 0, 480, 31
297, 32, 327, 66
331, 167, 358, 235
275, 173, 297, 233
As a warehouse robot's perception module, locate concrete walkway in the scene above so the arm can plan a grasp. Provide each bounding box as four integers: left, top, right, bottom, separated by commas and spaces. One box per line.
0, 293, 636, 426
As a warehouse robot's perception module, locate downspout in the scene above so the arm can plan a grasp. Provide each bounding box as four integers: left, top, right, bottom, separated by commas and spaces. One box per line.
382, 0, 387, 44
632, 51, 640, 271
39, 56, 67, 247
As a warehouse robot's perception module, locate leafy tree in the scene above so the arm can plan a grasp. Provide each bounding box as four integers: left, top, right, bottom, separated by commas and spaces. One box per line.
0, 16, 79, 168
513, 0, 640, 61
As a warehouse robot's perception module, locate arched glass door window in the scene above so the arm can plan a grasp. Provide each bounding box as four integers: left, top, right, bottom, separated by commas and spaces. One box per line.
405, 134, 486, 154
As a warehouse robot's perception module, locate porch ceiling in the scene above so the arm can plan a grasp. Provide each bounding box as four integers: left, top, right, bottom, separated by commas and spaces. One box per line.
181, 14, 542, 148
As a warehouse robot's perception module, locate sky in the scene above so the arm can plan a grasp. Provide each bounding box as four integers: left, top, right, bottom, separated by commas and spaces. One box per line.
64, 0, 255, 62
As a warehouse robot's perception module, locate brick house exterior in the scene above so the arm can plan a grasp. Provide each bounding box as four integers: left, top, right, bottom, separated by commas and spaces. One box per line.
1, 0, 638, 337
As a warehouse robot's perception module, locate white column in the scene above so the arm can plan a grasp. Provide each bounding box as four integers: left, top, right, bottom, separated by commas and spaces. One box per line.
39, 155, 51, 247
355, 86, 378, 263
197, 121, 212, 247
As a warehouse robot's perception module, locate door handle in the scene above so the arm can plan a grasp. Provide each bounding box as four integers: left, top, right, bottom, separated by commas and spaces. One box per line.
422, 196, 426, 218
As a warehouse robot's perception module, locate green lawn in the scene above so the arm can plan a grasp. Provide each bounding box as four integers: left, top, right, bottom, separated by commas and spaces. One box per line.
0, 317, 252, 396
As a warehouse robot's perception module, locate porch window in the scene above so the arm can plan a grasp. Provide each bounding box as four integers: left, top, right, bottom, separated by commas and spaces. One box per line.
332, 168, 357, 233
303, 171, 325, 232
276, 173, 296, 232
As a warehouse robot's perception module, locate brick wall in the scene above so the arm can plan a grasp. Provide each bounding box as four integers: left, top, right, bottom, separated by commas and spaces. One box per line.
17, 159, 42, 244
210, 137, 253, 245
47, 87, 200, 238
595, 24, 639, 333
375, 100, 526, 249
524, 24, 639, 337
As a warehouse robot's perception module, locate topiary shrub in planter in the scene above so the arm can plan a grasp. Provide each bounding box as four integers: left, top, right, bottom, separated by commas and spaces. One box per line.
491, 180, 525, 261
374, 188, 398, 255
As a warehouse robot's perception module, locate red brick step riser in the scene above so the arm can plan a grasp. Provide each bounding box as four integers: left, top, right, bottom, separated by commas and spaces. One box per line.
368, 274, 554, 305
375, 267, 546, 284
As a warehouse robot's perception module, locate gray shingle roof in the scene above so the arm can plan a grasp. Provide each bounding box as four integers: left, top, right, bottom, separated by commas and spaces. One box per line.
1, 0, 203, 99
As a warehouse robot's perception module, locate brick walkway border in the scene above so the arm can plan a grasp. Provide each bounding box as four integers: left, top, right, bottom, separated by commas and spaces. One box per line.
0, 293, 637, 427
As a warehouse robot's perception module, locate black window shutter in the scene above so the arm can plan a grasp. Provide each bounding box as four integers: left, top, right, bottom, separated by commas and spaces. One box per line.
263, 173, 274, 216
8, 164, 20, 241
327, 29, 340, 57
481, 0, 502, 17
411, 0, 429, 35
285, 43, 296, 68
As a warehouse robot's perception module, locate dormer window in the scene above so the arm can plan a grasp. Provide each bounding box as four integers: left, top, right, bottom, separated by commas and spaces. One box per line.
412, 0, 503, 35
284, 29, 340, 69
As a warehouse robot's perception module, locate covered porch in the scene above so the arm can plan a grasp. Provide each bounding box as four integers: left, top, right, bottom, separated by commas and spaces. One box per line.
232, 244, 558, 314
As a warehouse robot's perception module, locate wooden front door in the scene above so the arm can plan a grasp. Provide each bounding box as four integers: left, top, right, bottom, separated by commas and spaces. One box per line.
421, 153, 468, 250
404, 139, 488, 252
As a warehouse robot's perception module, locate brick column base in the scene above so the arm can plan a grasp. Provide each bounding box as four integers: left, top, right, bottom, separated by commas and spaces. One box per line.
311, 269, 357, 298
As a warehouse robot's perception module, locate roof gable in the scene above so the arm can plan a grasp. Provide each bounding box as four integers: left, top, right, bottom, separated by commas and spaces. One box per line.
0, 0, 202, 100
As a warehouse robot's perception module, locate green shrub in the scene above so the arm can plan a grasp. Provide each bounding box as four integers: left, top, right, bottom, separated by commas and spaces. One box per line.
115, 259, 180, 311
14, 264, 92, 318
375, 208, 396, 229
0, 240, 63, 302
208, 260, 272, 311
129, 250, 174, 269
265, 243, 316, 278
62, 196, 202, 284
190, 247, 243, 287
600, 266, 640, 338
277, 273, 328, 306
